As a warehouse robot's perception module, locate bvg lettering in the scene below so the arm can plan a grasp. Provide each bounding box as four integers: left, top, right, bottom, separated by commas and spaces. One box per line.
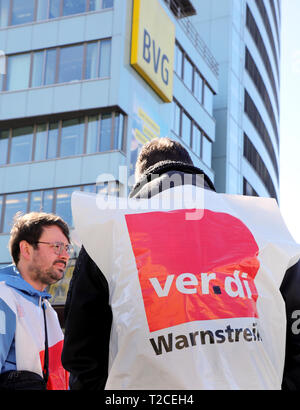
143, 29, 169, 85
149, 270, 255, 299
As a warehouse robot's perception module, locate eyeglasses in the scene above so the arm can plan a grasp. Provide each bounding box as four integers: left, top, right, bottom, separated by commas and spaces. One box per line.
35, 241, 73, 256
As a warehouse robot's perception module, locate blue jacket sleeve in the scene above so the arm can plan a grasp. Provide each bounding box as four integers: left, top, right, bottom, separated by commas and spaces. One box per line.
0, 297, 16, 372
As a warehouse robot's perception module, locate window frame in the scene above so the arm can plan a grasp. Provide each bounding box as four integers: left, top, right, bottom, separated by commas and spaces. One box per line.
203, 82, 214, 115
1, 38, 112, 92
5, 52, 32, 91
2, 0, 114, 27
0, 129, 10, 165
194, 69, 203, 104
0, 182, 121, 233
9, 0, 37, 26
30, 49, 46, 88
0, 108, 126, 165
183, 54, 194, 92
2, 191, 29, 233
9, 125, 35, 164
175, 42, 184, 78
57, 43, 85, 84
174, 41, 214, 114
202, 132, 213, 168
172, 98, 213, 168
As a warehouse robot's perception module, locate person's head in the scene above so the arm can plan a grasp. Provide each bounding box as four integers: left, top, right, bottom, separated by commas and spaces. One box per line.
135, 137, 193, 181
9, 212, 71, 291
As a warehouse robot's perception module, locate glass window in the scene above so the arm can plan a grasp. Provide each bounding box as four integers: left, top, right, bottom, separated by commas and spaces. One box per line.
37, 0, 49, 21
96, 181, 119, 196
243, 179, 258, 197
82, 184, 95, 193
6, 53, 31, 91
99, 113, 112, 151
0, 196, 2, 230
34, 124, 47, 161
113, 113, 124, 150
89, 0, 101, 10
202, 134, 212, 168
90, 0, 114, 11
99, 39, 111, 77
0, 59, 4, 91
194, 71, 203, 103
173, 101, 180, 135
102, 0, 113, 8
45, 48, 57, 85
63, 0, 86, 16
32, 51, 45, 88
192, 124, 201, 157
55, 187, 76, 226
60, 118, 85, 157
85, 42, 99, 79
0, 129, 9, 165
49, 0, 61, 19
43, 190, 54, 213
47, 122, 58, 159
30, 191, 43, 212
10, 126, 33, 164
30, 190, 54, 213
175, 44, 183, 78
181, 112, 191, 147
0, 0, 9, 27
3, 193, 28, 233
244, 180, 251, 196
96, 181, 108, 196
11, 0, 35, 26
58, 44, 84, 83
183, 56, 193, 91
86, 115, 99, 154
204, 83, 213, 115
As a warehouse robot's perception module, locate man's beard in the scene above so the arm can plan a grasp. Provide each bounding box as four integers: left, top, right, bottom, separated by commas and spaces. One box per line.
29, 259, 67, 287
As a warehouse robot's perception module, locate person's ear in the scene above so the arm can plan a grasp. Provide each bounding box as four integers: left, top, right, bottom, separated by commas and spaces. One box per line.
19, 240, 33, 261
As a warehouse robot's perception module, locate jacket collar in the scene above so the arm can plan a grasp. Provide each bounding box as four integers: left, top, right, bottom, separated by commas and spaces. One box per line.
0, 264, 52, 301
129, 160, 216, 199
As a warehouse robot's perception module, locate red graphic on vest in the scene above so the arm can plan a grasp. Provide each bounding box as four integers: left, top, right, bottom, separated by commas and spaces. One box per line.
39, 340, 69, 390
125, 209, 260, 332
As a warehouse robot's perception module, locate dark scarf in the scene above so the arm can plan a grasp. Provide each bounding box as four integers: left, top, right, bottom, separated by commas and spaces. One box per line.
129, 160, 216, 199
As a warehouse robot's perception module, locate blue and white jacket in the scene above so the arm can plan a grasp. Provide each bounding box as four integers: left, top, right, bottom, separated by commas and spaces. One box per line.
0, 264, 69, 390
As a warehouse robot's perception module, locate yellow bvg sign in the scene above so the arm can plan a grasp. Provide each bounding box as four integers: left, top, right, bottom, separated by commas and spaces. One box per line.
131, 0, 175, 102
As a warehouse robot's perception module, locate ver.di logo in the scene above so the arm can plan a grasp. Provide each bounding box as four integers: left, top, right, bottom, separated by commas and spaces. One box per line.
125, 209, 260, 332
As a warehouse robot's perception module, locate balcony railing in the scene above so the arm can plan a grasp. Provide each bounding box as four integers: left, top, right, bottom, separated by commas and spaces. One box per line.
164, 0, 219, 77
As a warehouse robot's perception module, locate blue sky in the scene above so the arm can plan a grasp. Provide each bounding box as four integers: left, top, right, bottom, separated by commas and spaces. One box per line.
279, 0, 300, 243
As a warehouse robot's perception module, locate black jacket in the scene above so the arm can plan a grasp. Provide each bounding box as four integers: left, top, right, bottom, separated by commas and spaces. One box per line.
61, 161, 300, 390
280, 261, 300, 390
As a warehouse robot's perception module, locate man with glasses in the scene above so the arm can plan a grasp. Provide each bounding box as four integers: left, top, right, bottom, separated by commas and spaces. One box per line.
0, 211, 72, 390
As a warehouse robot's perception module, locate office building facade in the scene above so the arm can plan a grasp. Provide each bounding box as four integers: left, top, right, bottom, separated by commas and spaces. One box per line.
0, 0, 219, 313
0, 0, 280, 316
191, 0, 281, 199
